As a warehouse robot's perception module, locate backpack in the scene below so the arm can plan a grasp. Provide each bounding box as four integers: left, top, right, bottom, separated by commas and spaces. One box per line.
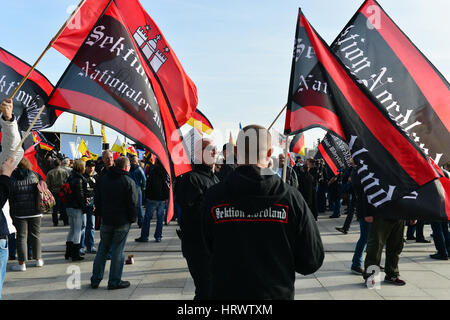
59, 182, 72, 204
36, 178, 56, 213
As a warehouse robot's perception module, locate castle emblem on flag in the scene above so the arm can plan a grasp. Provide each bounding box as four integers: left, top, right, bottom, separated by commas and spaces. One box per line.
133, 26, 169, 73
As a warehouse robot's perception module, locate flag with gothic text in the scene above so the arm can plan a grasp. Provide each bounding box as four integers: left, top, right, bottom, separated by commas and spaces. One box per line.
48, 0, 195, 221
331, 0, 450, 167
0, 47, 59, 132
284, 9, 448, 220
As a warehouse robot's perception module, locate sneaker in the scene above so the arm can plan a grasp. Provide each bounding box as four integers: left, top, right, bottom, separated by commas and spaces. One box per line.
384, 276, 406, 286
335, 227, 348, 234
351, 266, 364, 275
79, 248, 86, 256
135, 237, 149, 243
86, 247, 97, 254
35, 259, 44, 267
430, 253, 449, 260
11, 263, 26, 271
107, 280, 130, 290
416, 239, 431, 244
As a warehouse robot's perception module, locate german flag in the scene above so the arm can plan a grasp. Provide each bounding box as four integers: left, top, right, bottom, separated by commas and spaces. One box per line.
186, 109, 213, 134
32, 131, 54, 151
290, 133, 305, 156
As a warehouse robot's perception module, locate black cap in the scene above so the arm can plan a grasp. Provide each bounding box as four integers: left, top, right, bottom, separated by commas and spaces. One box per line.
86, 160, 96, 167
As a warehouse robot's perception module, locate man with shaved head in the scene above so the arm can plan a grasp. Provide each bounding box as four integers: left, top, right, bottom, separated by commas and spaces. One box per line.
175, 138, 219, 300
200, 124, 324, 300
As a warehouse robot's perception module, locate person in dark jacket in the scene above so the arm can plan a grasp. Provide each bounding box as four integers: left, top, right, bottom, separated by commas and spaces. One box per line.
65, 160, 87, 261
201, 125, 324, 300
216, 143, 237, 182
328, 168, 343, 218
128, 156, 146, 228
80, 160, 97, 254
276, 153, 298, 188
136, 158, 169, 243
297, 161, 316, 219
202, 125, 324, 300
91, 156, 138, 290
176, 138, 219, 300
9, 158, 44, 271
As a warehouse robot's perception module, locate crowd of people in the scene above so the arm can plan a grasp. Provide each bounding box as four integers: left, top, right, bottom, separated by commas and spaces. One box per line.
0, 97, 449, 300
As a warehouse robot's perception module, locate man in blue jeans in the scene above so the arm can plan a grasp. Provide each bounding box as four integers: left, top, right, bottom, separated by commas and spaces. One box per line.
91, 157, 138, 290
135, 158, 170, 243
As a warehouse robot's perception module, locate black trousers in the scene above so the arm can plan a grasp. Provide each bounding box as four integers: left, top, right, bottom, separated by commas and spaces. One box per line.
182, 245, 211, 300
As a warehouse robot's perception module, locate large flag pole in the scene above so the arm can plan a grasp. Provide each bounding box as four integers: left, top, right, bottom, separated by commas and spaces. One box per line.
268, 104, 287, 131
9, 0, 86, 100
282, 136, 290, 183
9, 0, 87, 157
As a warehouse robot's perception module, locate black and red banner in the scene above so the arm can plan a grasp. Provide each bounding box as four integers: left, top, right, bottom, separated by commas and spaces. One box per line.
52, 0, 198, 128
317, 131, 352, 175
331, 0, 449, 167
0, 47, 59, 131
284, 9, 448, 220
48, 0, 195, 221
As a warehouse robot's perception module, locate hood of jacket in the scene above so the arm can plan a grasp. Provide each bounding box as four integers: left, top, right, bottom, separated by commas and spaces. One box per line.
225, 165, 289, 212
107, 166, 130, 179
12, 168, 33, 181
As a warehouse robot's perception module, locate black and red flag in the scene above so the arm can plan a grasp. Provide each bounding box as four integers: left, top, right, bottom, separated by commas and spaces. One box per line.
331, 0, 450, 167
0, 47, 59, 131
48, 0, 195, 220
316, 131, 352, 176
284, 9, 448, 220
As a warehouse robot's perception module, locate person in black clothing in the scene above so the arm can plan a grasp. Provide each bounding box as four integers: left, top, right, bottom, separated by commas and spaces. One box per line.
80, 160, 97, 254
277, 153, 298, 188
9, 158, 44, 271
336, 160, 357, 234
176, 138, 219, 300
297, 163, 315, 214
91, 156, 138, 290
65, 160, 87, 261
316, 159, 327, 213
216, 143, 237, 181
201, 125, 324, 300
328, 168, 343, 218
136, 158, 170, 242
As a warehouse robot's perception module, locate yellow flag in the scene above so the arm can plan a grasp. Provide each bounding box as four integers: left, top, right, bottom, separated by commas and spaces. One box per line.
78, 139, 89, 158
101, 124, 107, 144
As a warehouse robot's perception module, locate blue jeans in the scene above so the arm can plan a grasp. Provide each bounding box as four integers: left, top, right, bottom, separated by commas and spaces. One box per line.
141, 200, 165, 241
91, 223, 130, 287
136, 189, 143, 227
0, 239, 8, 300
80, 205, 95, 250
66, 208, 83, 244
430, 222, 450, 257
352, 218, 371, 269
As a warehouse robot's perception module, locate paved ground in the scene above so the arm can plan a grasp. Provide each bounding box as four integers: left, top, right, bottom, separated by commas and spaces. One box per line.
3, 212, 450, 300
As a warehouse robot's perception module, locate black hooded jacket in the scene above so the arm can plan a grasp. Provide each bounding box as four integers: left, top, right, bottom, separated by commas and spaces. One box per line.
95, 166, 138, 226
175, 164, 219, 251
201, 165, 324, 300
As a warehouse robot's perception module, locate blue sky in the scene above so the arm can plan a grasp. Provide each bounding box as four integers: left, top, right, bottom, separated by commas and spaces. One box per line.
2, 0, 449, 150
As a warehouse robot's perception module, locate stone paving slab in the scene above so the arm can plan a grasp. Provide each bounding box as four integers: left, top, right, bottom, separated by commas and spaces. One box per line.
2, 212, 449, 300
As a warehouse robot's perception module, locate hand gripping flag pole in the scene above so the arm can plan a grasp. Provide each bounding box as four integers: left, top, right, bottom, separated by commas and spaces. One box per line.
9, 0, 87, 157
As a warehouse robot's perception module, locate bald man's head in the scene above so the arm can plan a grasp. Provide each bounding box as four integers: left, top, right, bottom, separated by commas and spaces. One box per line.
236, 125, 272, 167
